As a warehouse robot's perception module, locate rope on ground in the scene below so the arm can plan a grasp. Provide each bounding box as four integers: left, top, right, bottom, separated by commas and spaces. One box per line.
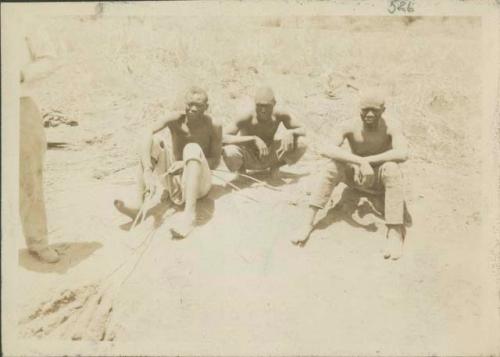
70, 225, 157, 341
69, 205, 161, 341
210, 172, 260, 203
213, 168, 282, 192
130, 188, 163, 231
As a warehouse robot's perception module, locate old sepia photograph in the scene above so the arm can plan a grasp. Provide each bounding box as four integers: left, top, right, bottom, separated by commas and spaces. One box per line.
1, 1, 499, 356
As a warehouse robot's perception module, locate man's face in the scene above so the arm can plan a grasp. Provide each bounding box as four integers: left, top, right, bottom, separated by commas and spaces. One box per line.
360, 105, 384, 128
185, 93, 208, 120
255, 103, 275, 121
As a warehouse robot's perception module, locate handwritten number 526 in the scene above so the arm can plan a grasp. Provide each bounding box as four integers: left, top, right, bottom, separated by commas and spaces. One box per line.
388, 0, 415, 14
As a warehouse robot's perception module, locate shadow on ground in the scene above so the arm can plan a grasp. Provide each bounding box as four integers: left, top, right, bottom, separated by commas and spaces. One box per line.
118, 184, 222, 232
19, 241, 103, 274
315, 186, 413, 234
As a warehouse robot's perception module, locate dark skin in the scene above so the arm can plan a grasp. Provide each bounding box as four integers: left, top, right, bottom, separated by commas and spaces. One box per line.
223, 103, 305, 160
142, 95, 222, 191
113, 93, 222, 236
321, 106, 408, 186
292, 103, 409, 251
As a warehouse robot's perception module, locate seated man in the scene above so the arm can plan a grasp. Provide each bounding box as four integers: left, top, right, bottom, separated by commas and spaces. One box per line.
292, 90, 409, 260
222, 86, 307, 180
114, 87, 222, 238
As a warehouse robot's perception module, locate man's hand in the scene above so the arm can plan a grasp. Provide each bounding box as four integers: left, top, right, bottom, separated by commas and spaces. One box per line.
167, 160, 184, 176
277, 131, 294, 160
355, 160, 375, 187
254, 136, 269, 158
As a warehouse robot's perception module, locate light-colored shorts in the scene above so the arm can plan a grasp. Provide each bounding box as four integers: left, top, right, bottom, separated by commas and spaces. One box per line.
149, 131, 211, 205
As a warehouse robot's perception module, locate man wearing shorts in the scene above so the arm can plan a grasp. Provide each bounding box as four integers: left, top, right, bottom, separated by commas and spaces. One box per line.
114, 87, 222, 238
222, 86, 307, 181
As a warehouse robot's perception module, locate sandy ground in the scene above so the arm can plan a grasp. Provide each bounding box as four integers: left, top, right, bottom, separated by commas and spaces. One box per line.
13, 14, 499, 355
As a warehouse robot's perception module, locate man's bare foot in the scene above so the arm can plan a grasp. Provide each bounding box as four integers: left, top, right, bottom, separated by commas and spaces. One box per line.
383, 243, 391, 259
170, 213, 196, 239
30, 247, 60, 264
269, 166, 280, 180
268, 166, 286, 186
384, 225, 404, 260
114, 199, 140, 219
291, 224, 313, 247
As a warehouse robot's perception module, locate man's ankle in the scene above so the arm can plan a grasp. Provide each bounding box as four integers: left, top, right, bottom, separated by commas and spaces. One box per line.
386, 224, 404, 237
270, 166, 280, 177
182, 209, 196, 222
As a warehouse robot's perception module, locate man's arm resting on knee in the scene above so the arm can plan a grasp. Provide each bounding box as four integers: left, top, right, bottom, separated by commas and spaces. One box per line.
365, 123, 409, 165
222, 116, 256, 145
321, 125, 365, 165
223, 135, 260, 145
277, 109, 306, 137
207, 122, 223, 170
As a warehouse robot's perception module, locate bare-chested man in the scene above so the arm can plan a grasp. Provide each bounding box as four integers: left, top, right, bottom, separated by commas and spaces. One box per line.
292, 90, 409, 260
114, 87, 222, 238
222, 87, 307, 180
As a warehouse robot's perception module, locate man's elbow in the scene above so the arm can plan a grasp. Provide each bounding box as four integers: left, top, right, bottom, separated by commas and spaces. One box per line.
398, 149, 409, 162
295, 127, 306, 137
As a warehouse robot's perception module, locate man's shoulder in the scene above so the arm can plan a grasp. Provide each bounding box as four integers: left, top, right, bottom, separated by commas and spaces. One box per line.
273, 105, 292, 118
234, 109, 254, 126
151, 110, 183, 134
203, 114, 222, 129
165, 110, 185, 123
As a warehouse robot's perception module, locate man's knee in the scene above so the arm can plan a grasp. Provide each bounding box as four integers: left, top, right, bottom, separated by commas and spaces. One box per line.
314, 160, 346, 190
183, 143, 203, 162
324, 159, 345, 176
380, 162, 402, 182
309, 159, 344, 209
222, 145, 243, 172
285, 137, 308, 165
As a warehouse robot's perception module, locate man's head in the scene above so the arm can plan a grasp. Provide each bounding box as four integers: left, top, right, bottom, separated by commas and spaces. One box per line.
254, 86, 276, 121
359, 89, 385, 128
184, 86, 208, 120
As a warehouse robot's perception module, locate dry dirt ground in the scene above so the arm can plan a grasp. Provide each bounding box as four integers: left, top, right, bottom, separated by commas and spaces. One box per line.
14, 15, 497, 355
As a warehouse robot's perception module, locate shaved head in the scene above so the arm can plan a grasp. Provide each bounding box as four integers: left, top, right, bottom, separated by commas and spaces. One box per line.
359, 89, 385, 109
185, 86, 208, 104
255, 86, 276, 105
